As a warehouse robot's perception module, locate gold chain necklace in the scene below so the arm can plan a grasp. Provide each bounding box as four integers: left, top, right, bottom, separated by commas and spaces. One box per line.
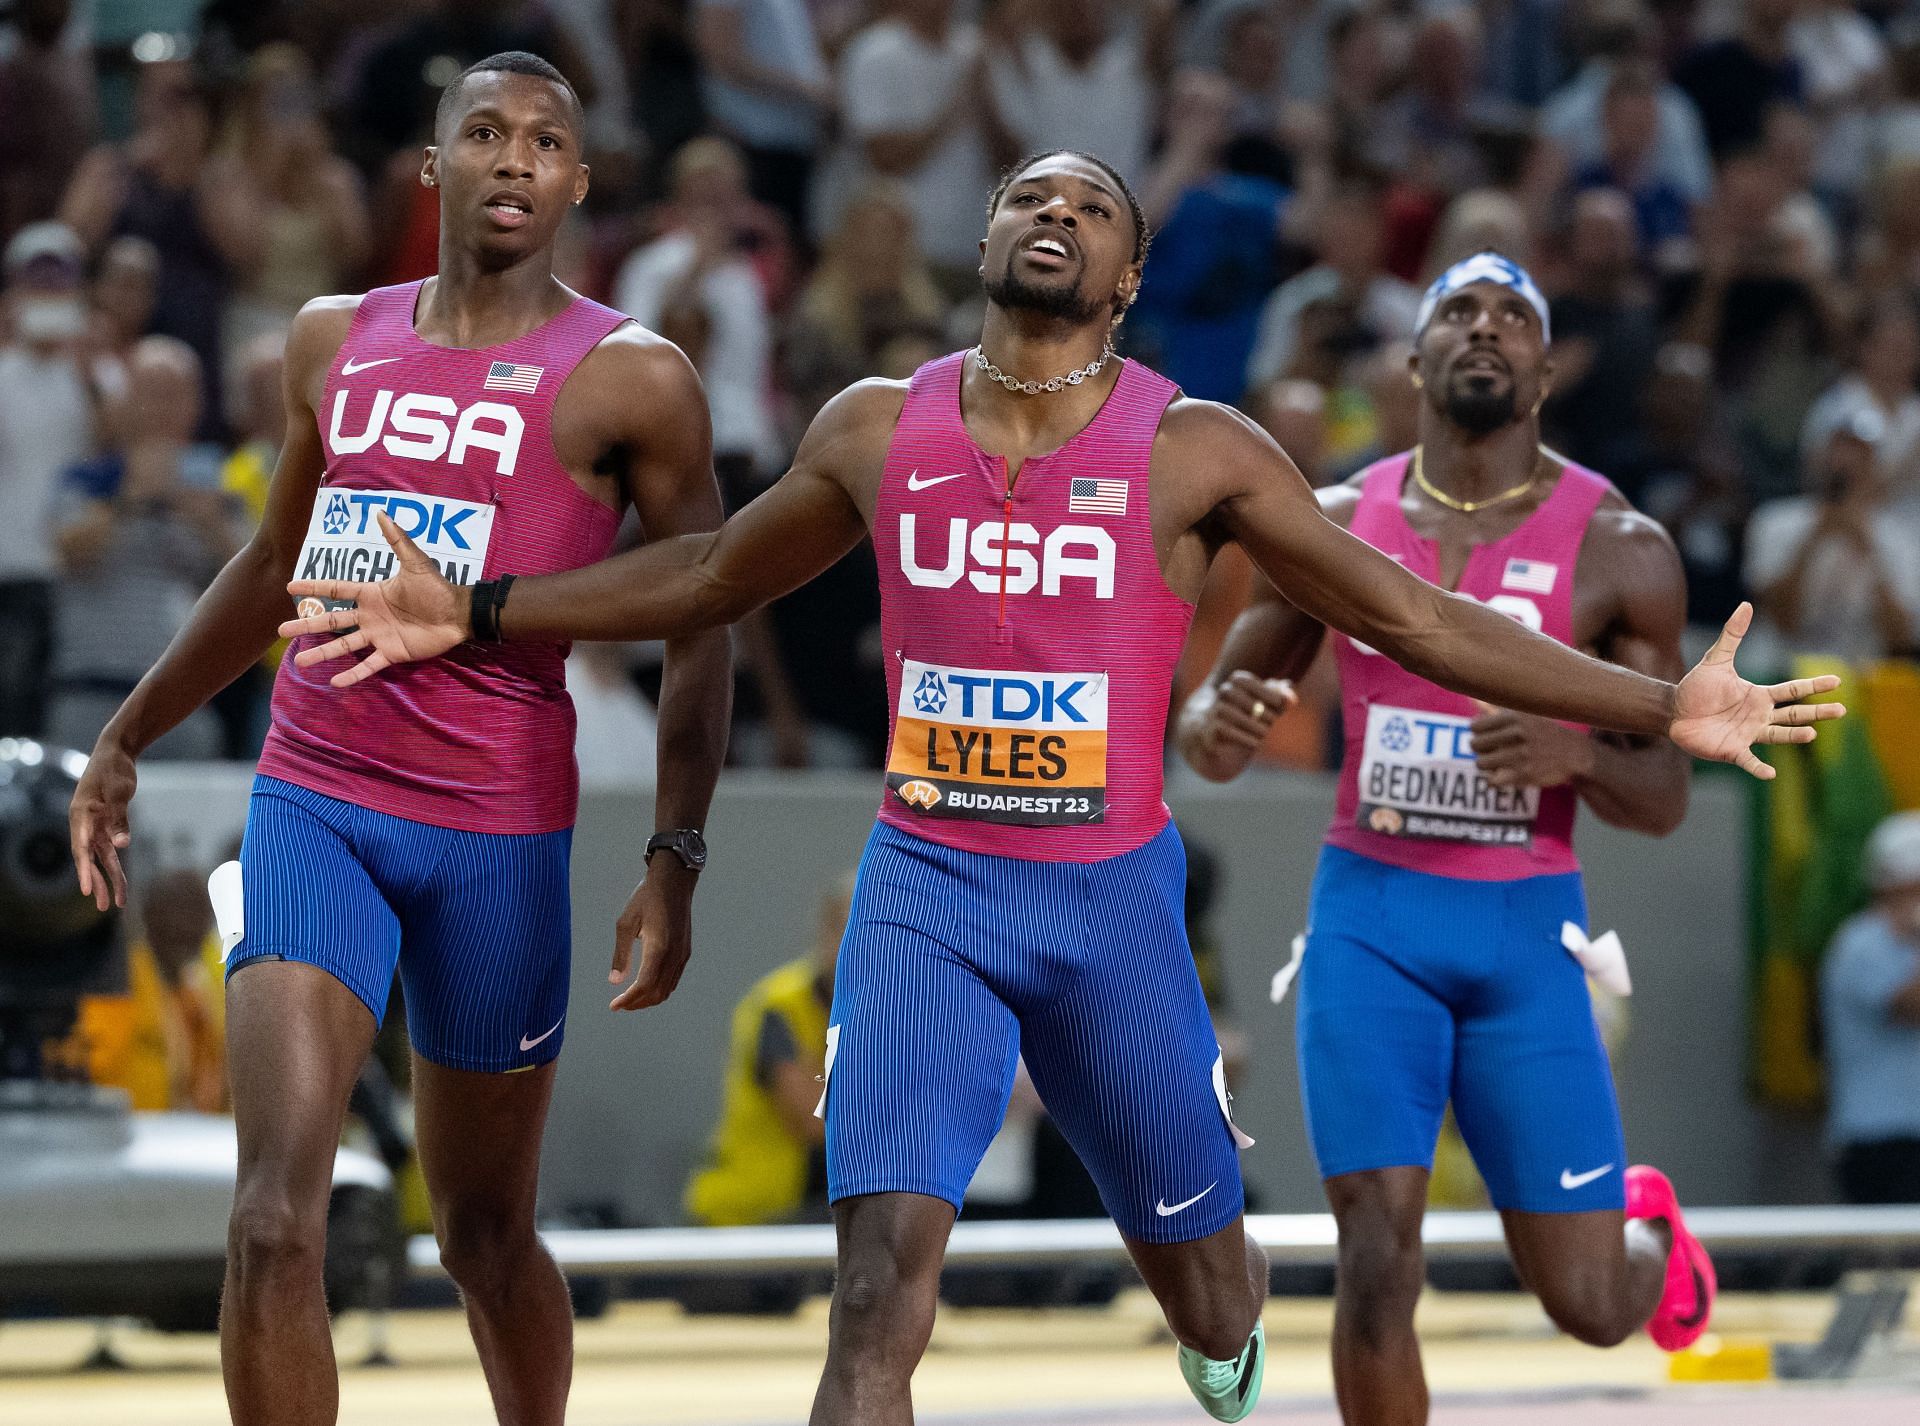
1411, 445, 1543, 513
972, 342, 1114, 396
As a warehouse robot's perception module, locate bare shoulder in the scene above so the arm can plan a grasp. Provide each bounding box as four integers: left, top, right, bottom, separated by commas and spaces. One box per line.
1586, 490, 1683, 574
1157, 393, 1273, 457
797, 376, 912, 465
575, 321, 705, 403
283, 294, 363, 401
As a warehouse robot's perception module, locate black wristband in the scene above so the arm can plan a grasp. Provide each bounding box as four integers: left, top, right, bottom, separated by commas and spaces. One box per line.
469, 574, 516, 642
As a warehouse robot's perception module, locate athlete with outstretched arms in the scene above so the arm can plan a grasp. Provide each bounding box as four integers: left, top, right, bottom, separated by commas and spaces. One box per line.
280, 152, 1841, 1426
67, 54, 730, 1426
1178, 252, 1720, 1425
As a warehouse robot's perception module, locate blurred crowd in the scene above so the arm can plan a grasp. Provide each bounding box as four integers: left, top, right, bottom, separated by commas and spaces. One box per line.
3, 0, 1920, 773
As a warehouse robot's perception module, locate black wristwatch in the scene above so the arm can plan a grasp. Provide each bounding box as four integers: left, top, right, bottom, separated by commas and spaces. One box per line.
645, 828, 708, 872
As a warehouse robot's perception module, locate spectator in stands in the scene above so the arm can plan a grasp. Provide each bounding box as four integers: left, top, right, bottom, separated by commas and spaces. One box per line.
1747, 404, 1920, 663
59, 60, 254, 438
1673, 0, 1806, 162
89, 235, 159, 373
785, 178, 946, 426
47, 337, 235, 758
0, 222, 98, 739
693, 0, 832, 232
834, 0, 1018, 289
985, 0, 1174, 188
1369, 8, 1493, 199
1800, 295, 1920, 514
0, 0, 92, 244
1246, 175, 1420, 391
685, 872, 850, 1228
1638, 343, 1750, 633
613, 0, 711, 200
615, 138, 781, 506
1574, 63, 1697, 261
212, 44, 370, 354
1822, 812, 1920, 1205
1545, 188, 1662, 481
1130, 70, 1289, 405
1788, 0, 1886, 200
1856, 159, 1920, 301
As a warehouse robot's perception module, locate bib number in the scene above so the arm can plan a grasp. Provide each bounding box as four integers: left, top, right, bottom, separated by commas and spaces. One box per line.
293, 487, 496, 616
1356, 703, 1538, 847
885, 659, 1107, 826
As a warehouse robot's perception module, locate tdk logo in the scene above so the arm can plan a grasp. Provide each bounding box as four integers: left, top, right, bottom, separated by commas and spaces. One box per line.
912, 671, 948, 715
1404, 717, 1476, 761
934, 673, 1092, 725
322, 491, 485, 549
327, 389, 525, 477
900, 515, 1116, 599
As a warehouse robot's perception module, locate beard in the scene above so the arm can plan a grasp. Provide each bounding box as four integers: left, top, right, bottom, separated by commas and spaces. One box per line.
1441, 381, 1520, 436
983, 263, 1109, 323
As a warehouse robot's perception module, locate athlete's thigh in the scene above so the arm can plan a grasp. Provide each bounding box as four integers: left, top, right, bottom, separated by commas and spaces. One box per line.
1018, 823, 1245, 1245
1451, 874, 1627, 1214
392, 822, 574, 1074
1295, 848, 1456, 1181
228, 776, 403, 1021
412, 1055, 558, 1231
824, 826, 1021, 1211
227, 959, 379, 1216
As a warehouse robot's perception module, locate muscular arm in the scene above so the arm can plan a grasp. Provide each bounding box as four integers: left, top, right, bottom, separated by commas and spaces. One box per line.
1564, 510, 1692, 834
1180, 403, 1679, 733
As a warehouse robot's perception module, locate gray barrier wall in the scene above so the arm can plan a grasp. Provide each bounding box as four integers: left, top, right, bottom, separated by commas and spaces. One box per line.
131, 765, 1829, 1224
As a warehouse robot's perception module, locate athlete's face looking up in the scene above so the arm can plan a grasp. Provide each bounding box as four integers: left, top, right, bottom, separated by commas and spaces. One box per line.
1411, 281, 1552, 437
425, 71, 588, 266
980, 158, 1140, 326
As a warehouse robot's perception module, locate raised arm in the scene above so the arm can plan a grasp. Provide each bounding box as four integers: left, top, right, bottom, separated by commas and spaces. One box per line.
280, 380, 893, 681
69, 295, 353, 908
1175, 402, 1842, 775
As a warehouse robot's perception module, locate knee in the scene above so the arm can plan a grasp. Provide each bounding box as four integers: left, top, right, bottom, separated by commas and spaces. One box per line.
830, 1244, 939, 1364
228, 1190, 326, 1286
1335, 1213, 1425, 1337
1536, 1270, 1635, 1348
436, 1202, 542, 1304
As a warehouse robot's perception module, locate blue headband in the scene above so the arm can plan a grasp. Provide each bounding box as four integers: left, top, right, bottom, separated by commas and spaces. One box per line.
1415, 252, 1550, 343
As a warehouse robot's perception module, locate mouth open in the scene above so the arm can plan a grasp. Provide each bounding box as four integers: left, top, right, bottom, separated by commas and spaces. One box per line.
1020, 234, 1075, 270
484, 195, 533, 229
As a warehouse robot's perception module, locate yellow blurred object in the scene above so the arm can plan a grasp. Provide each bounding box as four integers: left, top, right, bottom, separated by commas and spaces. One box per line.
74, 936, 227, 1111
1666, 1334, 1773, 1382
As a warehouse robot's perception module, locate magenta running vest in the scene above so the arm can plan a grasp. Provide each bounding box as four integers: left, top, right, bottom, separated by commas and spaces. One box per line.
1326, 452, 1613, 881
257, 281, 628, 834
872, 351, 1192, 862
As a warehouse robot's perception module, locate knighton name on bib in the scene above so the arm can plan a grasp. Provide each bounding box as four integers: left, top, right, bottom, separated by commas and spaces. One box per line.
294, 487, 497, 616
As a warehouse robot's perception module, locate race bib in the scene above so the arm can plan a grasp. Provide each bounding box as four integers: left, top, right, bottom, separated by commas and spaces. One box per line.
293, 487, 496, 615
885, 659, 1106, 826
1356, 703, 1538, 847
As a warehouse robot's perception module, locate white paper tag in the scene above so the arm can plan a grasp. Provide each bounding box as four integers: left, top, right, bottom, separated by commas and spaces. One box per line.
1212, 1053, 1255, 1149
813, 1022, 840, 1120
209, 860, 245, 960
1270, 932, 1307, 1004
1561, 921, 1631, 997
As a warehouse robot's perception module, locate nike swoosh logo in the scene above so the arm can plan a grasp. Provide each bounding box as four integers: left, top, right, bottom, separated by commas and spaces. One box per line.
341, 356, 401, 375
519, 1017, 565, 1052
1237, 1330, 1260, 1403
905, 469, 966, 491
1674, 1261, 1711, 1330
1154, 1182, 1218, 1217
1560, 1163, 1615, 1191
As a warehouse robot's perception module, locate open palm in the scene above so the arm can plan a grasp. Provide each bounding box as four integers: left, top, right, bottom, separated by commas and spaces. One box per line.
278, 512, 467, 687
1670, 603, 1845, 779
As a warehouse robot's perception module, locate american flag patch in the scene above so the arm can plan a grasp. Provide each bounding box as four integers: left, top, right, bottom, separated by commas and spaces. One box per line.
1502, 557, 1557, 594
1068, 477, 1128, 516
483, 360, 544, 394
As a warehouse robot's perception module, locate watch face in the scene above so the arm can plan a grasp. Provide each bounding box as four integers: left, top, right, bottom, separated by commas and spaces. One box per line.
683, 830, 708, 865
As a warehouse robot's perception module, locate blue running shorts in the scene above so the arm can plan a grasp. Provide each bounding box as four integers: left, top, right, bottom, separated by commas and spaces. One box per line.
1295, 845, 1628, 1213
226, 775, 573, 1073
823, 819, 1248, 1243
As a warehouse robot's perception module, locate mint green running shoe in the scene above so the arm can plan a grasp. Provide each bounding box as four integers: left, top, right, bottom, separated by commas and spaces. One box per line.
1177, 1319, 1264, 1422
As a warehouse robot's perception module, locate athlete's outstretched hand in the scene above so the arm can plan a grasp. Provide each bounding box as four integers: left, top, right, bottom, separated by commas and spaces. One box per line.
278, 512, 467, 686
69, 737, 137, 911
1668, 603, 1845, 778
609, 861, 697, 1012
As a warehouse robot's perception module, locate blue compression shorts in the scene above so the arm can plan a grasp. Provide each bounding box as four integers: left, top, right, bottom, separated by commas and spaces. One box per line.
226, 775, 573, 1073
823, 819, 1248, 1244
1295, 845, 1628, 1213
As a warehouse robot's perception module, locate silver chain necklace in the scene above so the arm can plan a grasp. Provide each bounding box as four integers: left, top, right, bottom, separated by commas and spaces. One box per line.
972, 341, 1114, 396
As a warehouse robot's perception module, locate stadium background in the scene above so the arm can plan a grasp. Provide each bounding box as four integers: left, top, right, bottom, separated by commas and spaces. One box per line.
3, 0, 1920, 1422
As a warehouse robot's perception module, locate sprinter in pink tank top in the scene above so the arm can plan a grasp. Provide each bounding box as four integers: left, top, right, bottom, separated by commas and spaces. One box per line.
291, 159, 1841, 1424
67, 55, 730, 1426
1180, 253, 1719, 1421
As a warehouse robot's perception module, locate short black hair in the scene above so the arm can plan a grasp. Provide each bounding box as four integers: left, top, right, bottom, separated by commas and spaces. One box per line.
987, 150, 1150, 265
435, 51, 585, 142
